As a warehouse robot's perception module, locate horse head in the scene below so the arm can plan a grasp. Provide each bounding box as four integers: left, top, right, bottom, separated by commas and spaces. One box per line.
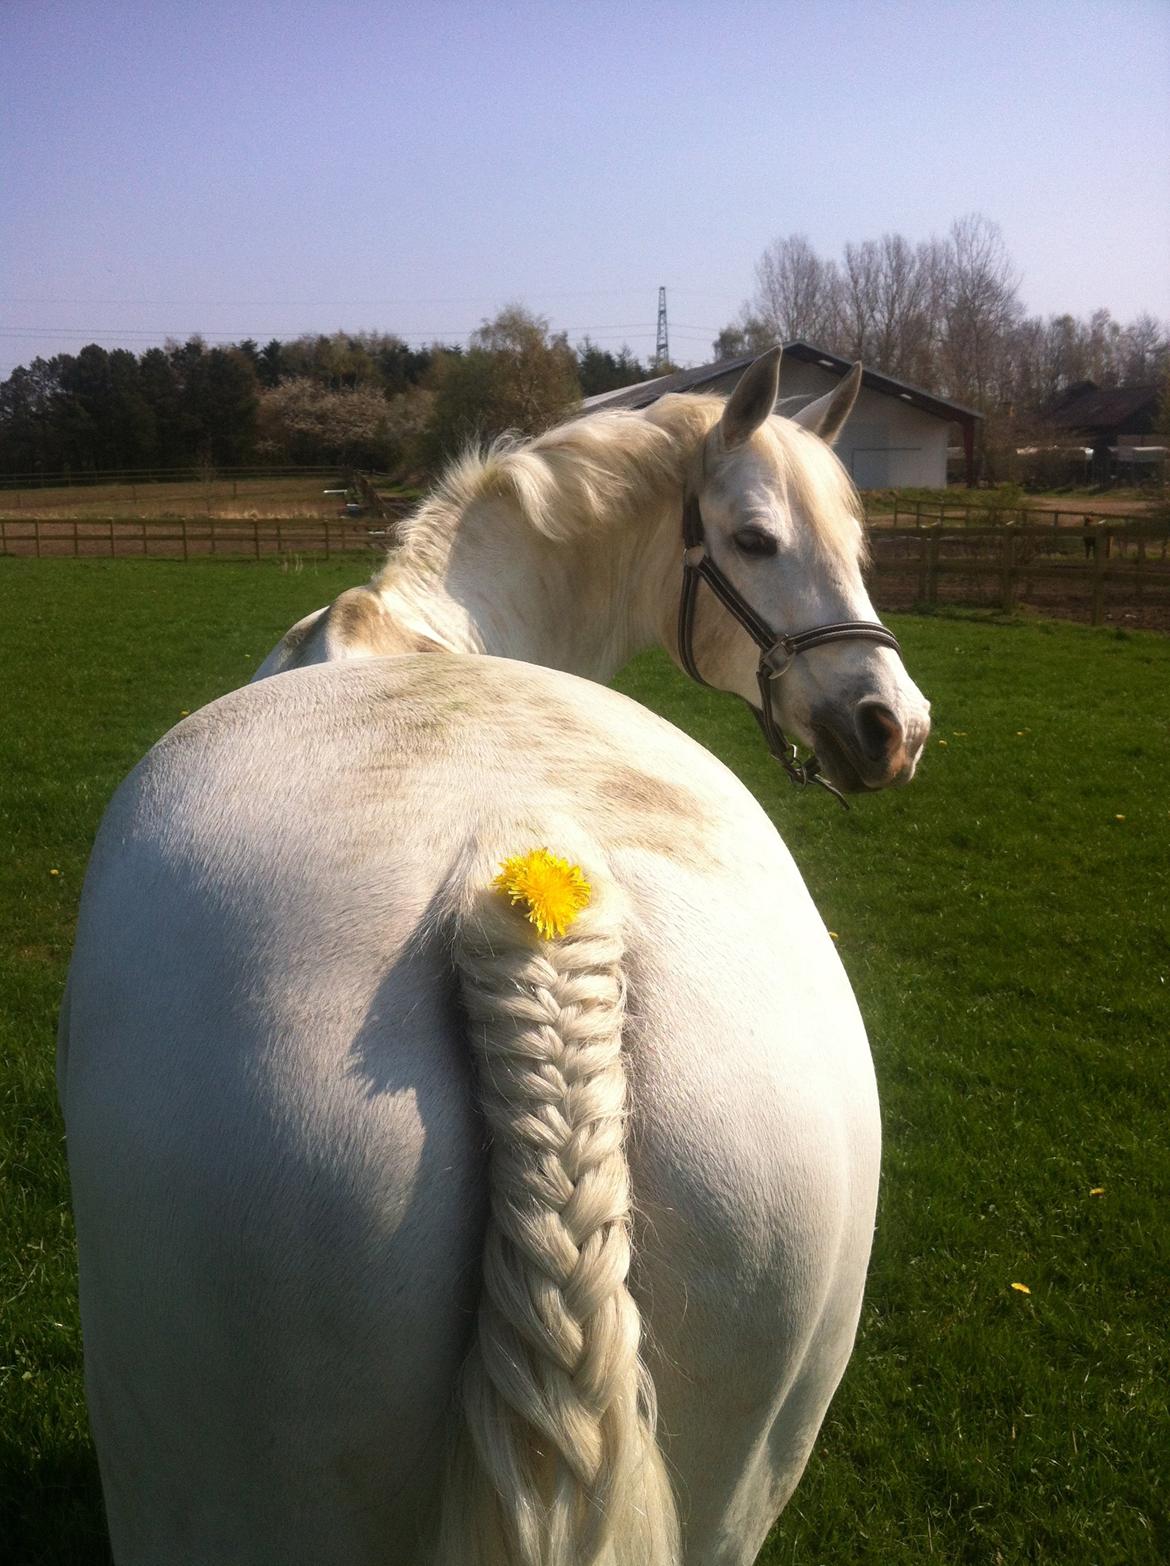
676, 349, 931, 794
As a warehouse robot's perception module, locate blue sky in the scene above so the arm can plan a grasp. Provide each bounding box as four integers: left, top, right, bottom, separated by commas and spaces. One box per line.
2, 0, 1168, 377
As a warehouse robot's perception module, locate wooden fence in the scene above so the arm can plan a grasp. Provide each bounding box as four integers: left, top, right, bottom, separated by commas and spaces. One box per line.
0, 463, 347, 491
0, 516, 381, 561
881, 499, 1158, 532
867, 520, 1170, 625
5, 509, 1170, 630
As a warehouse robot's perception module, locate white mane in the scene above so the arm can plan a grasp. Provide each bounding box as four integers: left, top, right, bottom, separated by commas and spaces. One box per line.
372, 391, 866, 594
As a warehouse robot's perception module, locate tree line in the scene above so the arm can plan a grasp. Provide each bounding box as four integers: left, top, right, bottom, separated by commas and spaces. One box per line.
0, 309, 651, 479
2, 215, 1166, 484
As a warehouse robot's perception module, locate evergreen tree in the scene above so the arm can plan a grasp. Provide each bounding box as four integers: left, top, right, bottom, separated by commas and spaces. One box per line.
576, 340, 649, 396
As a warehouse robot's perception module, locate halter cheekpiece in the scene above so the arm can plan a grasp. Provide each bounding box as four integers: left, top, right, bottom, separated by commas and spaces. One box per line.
676, 491, 903, 807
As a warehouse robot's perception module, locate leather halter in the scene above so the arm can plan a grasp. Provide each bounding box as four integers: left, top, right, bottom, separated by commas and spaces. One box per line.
676, 491, 903, 806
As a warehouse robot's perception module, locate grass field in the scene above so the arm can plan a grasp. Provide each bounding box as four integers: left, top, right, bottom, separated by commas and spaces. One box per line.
2, 558, 1167, 1564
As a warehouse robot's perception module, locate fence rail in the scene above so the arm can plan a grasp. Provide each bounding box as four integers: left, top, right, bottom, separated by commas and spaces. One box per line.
0, 464, 372, 491
0, 516, 381, 560
881, 499, 1156, 532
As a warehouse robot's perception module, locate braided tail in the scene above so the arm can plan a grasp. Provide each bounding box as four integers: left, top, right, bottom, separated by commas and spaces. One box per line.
437, 861, 680, 1566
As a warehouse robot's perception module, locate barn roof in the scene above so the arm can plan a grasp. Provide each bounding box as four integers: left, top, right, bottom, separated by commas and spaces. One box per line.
583, 340, 982, 425
1043, 381, 1160, 436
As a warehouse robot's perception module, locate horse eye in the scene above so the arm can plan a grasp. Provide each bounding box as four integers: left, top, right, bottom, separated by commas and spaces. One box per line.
733, 527, 778, 558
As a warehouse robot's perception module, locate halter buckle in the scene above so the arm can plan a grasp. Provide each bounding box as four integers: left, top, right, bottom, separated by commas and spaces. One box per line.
683, 543, 706, 569
760, 640, 795, 680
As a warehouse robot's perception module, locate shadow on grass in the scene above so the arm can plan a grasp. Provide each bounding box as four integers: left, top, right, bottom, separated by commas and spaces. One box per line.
0, 1441, 110, 1566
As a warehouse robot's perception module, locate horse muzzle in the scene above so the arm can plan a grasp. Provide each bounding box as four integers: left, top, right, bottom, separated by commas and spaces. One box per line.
810, 696, 931, 793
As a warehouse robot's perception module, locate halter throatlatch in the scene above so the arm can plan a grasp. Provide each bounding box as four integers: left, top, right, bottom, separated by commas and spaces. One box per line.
677, 491, 903, 807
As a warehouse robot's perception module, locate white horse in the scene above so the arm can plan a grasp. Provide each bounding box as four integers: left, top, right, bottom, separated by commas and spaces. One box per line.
59, 351, 930, 1566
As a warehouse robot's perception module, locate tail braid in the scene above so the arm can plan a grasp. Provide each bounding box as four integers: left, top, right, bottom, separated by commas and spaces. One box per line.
439, 888, 679, 1566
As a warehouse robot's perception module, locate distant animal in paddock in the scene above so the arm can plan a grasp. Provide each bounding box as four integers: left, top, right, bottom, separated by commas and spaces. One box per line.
60, 351, 930, 1564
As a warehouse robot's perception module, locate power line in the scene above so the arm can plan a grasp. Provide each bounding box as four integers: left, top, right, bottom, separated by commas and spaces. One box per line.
0, 286, 741, 309
0, 321, 720, 343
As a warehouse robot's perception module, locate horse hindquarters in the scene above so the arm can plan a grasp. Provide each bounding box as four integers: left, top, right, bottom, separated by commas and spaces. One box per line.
63, 657, 880, 1566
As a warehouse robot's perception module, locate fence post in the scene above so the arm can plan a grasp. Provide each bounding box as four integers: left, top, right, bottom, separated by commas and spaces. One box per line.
1091, 526, 1106, 626
324, 520, 331, 560
182, 518, 189, 562
34, 519, 41, 558
926, 529, 940, 606
73, 518, 79, 557
1001, 529, 1017, 613
254, 520, 260, 560
108, 518, 114, 557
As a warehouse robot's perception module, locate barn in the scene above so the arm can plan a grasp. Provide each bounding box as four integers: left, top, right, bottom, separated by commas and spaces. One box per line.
1042, 380, 1165, 484
583, 340, 981, 488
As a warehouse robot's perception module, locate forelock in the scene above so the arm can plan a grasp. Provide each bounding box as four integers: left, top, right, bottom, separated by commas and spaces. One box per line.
707, 413, 867, 566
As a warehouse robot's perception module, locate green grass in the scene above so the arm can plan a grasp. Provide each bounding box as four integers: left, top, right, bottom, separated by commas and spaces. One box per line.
3, 561, 1168, 1563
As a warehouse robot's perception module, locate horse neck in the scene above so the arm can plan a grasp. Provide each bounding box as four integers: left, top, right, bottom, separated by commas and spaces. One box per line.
373, 491, 683, 683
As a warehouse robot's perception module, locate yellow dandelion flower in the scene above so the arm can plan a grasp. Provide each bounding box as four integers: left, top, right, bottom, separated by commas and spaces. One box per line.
938, 739, 949, 747
828, 931, 840, 941
1010, 1282, 1031, 1295
1114, 814, 1125, 822
1089, 1187, 1105, 1196
494, 848, 591, 940
179, 709, 190, 717
49, 868, 60, 877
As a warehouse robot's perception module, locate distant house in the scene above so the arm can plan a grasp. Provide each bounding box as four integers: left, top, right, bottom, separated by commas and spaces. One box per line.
1042, 381, 1163, 482
583, 340, 982, 488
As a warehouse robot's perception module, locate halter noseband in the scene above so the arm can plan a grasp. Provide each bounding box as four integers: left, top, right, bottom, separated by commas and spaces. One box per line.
676, 490, 903, 807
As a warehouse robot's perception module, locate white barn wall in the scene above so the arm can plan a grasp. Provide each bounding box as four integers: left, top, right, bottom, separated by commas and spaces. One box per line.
584, 349, 968, 489
692, 361, 952, 488
774, 361, 950, 488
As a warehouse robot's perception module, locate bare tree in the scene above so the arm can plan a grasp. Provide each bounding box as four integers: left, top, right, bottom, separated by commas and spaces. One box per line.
838, 240, 880, 362
1119, 312, 1170, 383
938, 214, 1022, 406
748, 234, 841, 345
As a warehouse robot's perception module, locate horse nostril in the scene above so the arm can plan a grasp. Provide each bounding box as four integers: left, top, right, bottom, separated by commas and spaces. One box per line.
855, 699, 903, 763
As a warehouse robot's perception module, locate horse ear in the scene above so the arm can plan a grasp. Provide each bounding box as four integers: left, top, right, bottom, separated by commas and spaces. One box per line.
791, 362, 862, 446
720, 347, 782, 448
